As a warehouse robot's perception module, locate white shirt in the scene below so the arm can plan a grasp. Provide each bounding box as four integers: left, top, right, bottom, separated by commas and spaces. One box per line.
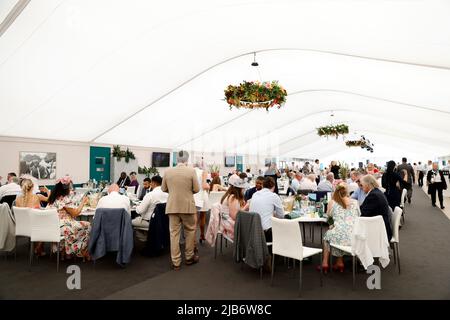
249, 188, 285, 231
317, 180, 334, 192
0, 183, 21, 200
431, 170, 442, 183
96, 191, 131, 215
348, 182, 359, 194
290, 178, 300, 192
312, 163, 320, 175
299, 179, 318, 191
135, 186, 168, 221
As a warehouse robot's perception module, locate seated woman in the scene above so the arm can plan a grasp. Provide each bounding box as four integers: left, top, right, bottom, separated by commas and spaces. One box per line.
220, 175, 248, 241
128, 171, 139, 194
47, 176, 91, 260
209, 176, 227, 192
16, 178, 46, 256
319, 183, 360, 273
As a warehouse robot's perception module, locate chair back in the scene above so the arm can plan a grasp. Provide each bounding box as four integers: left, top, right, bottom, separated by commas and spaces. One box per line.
30, 208, 60, 242
209, 191, 226, 206
400, 189, 407, 207
0, 194, 17, 208
13, 206, 32, 237
355, 216, 388, 258
391, 207, 402, 243
271, 217, 303, 260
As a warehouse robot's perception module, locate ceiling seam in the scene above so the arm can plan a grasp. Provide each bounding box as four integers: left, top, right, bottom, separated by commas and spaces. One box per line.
0, 0, 65, 68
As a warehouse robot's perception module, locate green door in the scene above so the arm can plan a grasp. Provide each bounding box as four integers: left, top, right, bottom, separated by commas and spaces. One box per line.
236, 155, 243, 172
90, 146, 111, 182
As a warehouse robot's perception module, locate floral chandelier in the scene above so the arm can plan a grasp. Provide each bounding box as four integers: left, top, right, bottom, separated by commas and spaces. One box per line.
224, 80, 287, 111
224, 53, 287, 111
345, 135, 374, 152
317, 124, 349, 139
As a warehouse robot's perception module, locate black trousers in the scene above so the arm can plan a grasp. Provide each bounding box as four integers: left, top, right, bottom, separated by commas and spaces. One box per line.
429, 183, 444, 206
418, 172, 424, 187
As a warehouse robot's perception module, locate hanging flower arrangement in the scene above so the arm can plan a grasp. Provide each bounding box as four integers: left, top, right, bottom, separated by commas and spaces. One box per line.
345, 140, 366, 147
317, 124, 349, 138
345, 138, 374, 152
224, 80, 287, 111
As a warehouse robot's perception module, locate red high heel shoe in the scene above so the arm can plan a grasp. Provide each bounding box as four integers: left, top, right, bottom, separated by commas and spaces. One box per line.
316, 265, 329, 274
332, 264, 345, 273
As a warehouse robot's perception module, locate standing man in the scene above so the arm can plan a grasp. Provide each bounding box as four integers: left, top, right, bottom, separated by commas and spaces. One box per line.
417, 162, 425, 187
161, 150, 200, 271
397, 157, 415, 204
264, 163, 281, 195
427, 162, 447, 209
312, 159, 321, 184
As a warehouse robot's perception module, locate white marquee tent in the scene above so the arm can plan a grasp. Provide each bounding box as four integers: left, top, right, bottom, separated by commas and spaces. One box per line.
1, 0, 450, 163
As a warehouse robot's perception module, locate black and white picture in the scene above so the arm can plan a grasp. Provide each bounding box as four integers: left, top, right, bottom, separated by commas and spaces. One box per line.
19, 152, 56, 180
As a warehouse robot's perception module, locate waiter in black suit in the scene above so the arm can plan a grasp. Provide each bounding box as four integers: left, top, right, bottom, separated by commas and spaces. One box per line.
427, 162, 447, 209
359, 174, 392, 241
264, 163, 281, 195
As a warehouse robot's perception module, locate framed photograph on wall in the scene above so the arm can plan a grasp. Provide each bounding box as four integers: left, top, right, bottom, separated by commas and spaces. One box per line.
19, 152, 56, 180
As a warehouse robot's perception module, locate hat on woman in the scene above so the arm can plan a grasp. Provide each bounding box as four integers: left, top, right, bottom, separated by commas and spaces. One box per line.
228, 174, 248, 189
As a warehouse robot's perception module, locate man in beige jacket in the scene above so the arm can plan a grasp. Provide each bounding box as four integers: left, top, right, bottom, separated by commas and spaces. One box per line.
161, 150, 200, 270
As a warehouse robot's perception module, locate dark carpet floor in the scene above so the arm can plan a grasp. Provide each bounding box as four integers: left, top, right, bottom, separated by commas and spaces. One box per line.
1, 186, 450, 300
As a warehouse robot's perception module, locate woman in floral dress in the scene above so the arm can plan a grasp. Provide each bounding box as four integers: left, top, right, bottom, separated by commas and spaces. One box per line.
220, 175, 248, 241
48, 176, 91, 259
319, 183, 360, 273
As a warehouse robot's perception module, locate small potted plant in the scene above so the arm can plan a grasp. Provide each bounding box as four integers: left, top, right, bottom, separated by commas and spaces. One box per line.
208, 164, 220, 178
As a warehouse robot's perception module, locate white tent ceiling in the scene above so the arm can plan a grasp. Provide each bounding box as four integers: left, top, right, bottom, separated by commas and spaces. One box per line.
1, 0, 449, 160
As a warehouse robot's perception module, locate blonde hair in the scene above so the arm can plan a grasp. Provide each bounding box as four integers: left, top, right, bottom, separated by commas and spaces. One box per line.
21, 178, 34, 206
332, 183, 349, 209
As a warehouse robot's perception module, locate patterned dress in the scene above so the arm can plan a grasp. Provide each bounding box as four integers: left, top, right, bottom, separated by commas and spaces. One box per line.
323, 199, 360, 257
220, 197, 241, 241
50, 196, 91, 257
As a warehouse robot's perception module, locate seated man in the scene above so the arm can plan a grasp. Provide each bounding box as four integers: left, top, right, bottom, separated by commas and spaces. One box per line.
347, 171, 361, 194
290, 172, 303, 193
96, 184, 131, 215
299, 174, 318, 191
0, 175, 21, 201
359, 175, 392, 241
317, 173, 335, 192
249, 176, 285, 243
138, 177, 152, 201
132, 176, 168, 229
351, 178, 367, 205
244, 176, 264, 201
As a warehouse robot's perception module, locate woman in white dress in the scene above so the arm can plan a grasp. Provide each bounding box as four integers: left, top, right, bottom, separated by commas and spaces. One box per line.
194, 164, 210, 244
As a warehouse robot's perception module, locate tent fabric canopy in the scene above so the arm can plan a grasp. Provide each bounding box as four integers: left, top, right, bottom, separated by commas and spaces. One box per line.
1, 0, 449, 160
